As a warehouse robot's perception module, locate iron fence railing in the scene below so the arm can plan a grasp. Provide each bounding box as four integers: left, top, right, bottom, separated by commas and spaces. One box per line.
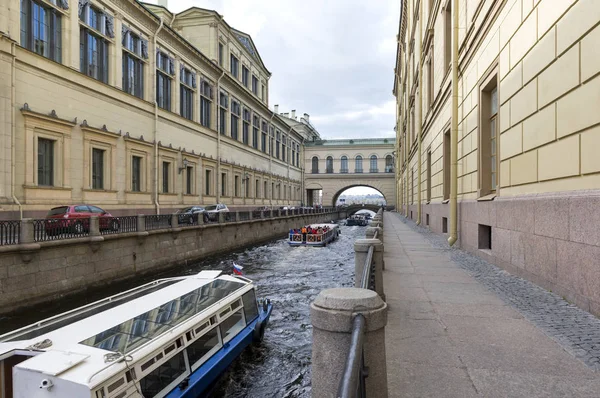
34, 218, 91, 242
101, 216, 138, 235
145, 215, 172, 231
0, 207, 337, 246
338, 221, 380, 398
0, 220, 20, 246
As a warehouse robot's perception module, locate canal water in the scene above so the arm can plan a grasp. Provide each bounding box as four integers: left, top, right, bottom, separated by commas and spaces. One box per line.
0, 222, 370, 397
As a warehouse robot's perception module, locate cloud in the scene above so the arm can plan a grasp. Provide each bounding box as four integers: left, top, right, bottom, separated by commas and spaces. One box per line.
152, 0, 400, 139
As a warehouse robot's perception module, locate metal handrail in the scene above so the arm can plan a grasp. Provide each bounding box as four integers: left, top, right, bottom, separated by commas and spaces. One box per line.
338, 212, 382, 397
336, 314, 367, 398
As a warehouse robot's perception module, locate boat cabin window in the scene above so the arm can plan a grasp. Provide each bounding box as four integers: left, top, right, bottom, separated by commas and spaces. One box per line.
187, 326, 221, 370
79, 279, 244, 353
220, 309, 245, 343
139, 351, 187, 397
242, 290, 259, 324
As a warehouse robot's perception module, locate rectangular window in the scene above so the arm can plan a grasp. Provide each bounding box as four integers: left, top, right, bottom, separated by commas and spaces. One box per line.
255, 180, 259, 199
156, 53, 172, 111
123, 52, 144, 98
186, 166, 193, 194
80, 11, 109, 83
180, 67, 195, 120
444, 3, 451, 74
261, 84, 265, 101
264, 181, 267, 199
230, 100, 240, 140
234, 175, 239, 197
276, 131, 280, 159
20, 0, 62, 62
411, 106, 416, 144
140, 351, 188, 397
162, 162, 170, 193
230, 54, 239, 78
200, 80, 212, 128
490, 87, 498, 191
427, 150, 432, 203
443, 130, 450, 200
187, 326, 220, 370
242, 65, 249, 87
221, 173, 227, 196
427, 50, 434, 108
252, 116, 259, 149
242, 109, 250, 145
132, 156, 141, 192
219, 92, 228, 135
245, 178, 249, 198
252, 75, 258, 95
218, 42, 223, 66
92, 148, 104, 190
37, 138, 54, 186
261, 122, 267, 153
205, 169, 211, 195
480, 75, 498, 196
271, 183, 274, 199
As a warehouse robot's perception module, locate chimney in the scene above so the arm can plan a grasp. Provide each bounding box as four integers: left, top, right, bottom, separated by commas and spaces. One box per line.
304, 113, 310, 122
274, 104, 279, 114
284, 112, 289, 117
291, 110, 296, 119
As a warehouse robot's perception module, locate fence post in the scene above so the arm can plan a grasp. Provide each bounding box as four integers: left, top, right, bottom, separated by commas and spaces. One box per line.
20, 218, 34, 244
89, 216, 100, 236
137, 215, 146, 232
197, 213, 204, 225
366, 226, 384, 244
235, 211, 240, 222
354, 239, 385, 300
248, 210, 253, 220
311, 287, 388, 398
219, 212, 226, 223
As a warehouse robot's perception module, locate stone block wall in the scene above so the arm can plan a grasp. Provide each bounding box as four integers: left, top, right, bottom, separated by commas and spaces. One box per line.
0, 212, 338, 314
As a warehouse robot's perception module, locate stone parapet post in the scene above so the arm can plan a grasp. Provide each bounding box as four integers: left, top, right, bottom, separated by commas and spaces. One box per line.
354, 239, 385, 300
137, 215, 146, 232
235, 211, 240, 222
20, 218, 34, 244
311, 288, 388, 398
366, 226, 384, 243
218, 212, 226, 223
170, 213, 179, 228
89, 216, 100, 236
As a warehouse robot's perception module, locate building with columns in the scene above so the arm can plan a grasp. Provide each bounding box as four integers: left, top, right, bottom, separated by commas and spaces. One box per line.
0, 0, 305, 218
394, 0, 600, 315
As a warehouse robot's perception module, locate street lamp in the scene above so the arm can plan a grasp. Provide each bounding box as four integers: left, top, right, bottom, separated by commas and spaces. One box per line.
178, 158, 190, 174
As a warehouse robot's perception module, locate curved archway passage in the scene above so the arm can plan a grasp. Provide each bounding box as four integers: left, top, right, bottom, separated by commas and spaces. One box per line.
334, 186, 386, 208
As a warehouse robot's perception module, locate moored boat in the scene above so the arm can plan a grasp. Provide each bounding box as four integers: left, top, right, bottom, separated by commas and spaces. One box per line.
346, 214, 369, 226
288, 223, 340, 247
0, 271, 272, 398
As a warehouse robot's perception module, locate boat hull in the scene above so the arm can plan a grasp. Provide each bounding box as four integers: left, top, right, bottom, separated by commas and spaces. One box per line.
167, 302, 273, 398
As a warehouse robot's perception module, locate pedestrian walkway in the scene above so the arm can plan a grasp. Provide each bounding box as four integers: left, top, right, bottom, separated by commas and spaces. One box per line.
382, 211, 600, 397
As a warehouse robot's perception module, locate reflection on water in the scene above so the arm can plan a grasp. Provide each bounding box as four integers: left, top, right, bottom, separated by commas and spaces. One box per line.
0, 224, 366, 398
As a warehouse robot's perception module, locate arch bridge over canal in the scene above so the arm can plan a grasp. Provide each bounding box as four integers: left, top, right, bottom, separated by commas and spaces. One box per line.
303, 138, 396, 207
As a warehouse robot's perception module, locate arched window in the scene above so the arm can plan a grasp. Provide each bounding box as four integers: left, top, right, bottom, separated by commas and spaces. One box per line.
355, 156, 363, 173
312, 156, 319, 173
326, 156, 334, 173
385, 155, 394, 172
341, 156, 348, 173
370, 155, 378, 173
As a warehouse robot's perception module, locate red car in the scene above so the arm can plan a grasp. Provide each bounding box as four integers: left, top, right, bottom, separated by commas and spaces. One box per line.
44, 205, 119, 235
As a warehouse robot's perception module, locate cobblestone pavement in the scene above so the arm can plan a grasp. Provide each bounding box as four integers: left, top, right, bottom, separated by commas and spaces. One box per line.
396, 213, 600, 370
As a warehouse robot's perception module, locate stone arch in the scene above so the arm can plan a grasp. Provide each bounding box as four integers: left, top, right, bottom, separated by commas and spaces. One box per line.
331, 183, 388, 207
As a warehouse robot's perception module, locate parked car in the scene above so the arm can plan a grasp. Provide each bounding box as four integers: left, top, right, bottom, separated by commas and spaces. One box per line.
44, 205, 118, 235
204, 204, 229, 221
172, 206, 208, 225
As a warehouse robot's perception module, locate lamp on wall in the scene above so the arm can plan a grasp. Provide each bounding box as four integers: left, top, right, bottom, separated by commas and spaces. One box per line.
178, 158, 190, 174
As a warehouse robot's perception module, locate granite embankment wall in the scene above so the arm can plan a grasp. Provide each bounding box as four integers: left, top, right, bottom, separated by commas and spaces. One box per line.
0, 211, 339, 314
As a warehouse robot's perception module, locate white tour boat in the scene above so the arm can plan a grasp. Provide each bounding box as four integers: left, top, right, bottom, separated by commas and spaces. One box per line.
288, 223, 340, 247
0, 271, 272, 398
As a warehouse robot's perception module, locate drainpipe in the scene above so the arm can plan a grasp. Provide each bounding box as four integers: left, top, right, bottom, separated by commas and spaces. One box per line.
300, 136, 305, 206
10, 42, 22, 220
215, 70, 225, 203
153, 18, 164, 214
448, 0, 459, 246
404, 44, 409, 218
416, 0, 423, 225
268, 113, 274, 207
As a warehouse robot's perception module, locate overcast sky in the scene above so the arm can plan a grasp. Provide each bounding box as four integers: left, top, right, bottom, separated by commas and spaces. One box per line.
152, 0, 400, 140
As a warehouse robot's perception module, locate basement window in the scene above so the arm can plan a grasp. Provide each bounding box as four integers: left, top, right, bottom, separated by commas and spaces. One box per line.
426, 214, 430, 226
442, 217, 448, 233
478, 224, 492, 250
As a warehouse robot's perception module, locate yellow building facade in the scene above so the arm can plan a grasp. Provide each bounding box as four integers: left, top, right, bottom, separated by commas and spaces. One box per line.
395, 0, 600, 315
0, 0, 305, 218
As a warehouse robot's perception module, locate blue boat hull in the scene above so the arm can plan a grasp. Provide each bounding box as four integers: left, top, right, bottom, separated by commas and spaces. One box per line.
165, 303, 273, 398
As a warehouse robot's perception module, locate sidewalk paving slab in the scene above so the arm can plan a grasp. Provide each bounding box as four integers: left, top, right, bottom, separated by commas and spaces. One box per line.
383, 212, 600, 398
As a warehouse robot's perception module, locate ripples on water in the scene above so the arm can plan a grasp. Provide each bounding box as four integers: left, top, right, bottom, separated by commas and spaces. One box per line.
0, 223, 368, 398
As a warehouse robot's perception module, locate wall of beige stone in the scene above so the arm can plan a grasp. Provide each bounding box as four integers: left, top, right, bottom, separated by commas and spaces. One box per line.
396, 0, 600, 317
0, 0, 303, 218
0, 211, 339, 315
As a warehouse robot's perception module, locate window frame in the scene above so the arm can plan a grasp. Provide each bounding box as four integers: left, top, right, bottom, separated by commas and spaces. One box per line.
37, 137, 55, 186
91, 147, 105, 190
20, 0, 63, 62
340, 156, 348, 173
355, 156, 363, 173
478, 69, 499, 197
200, 79, 213, 128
